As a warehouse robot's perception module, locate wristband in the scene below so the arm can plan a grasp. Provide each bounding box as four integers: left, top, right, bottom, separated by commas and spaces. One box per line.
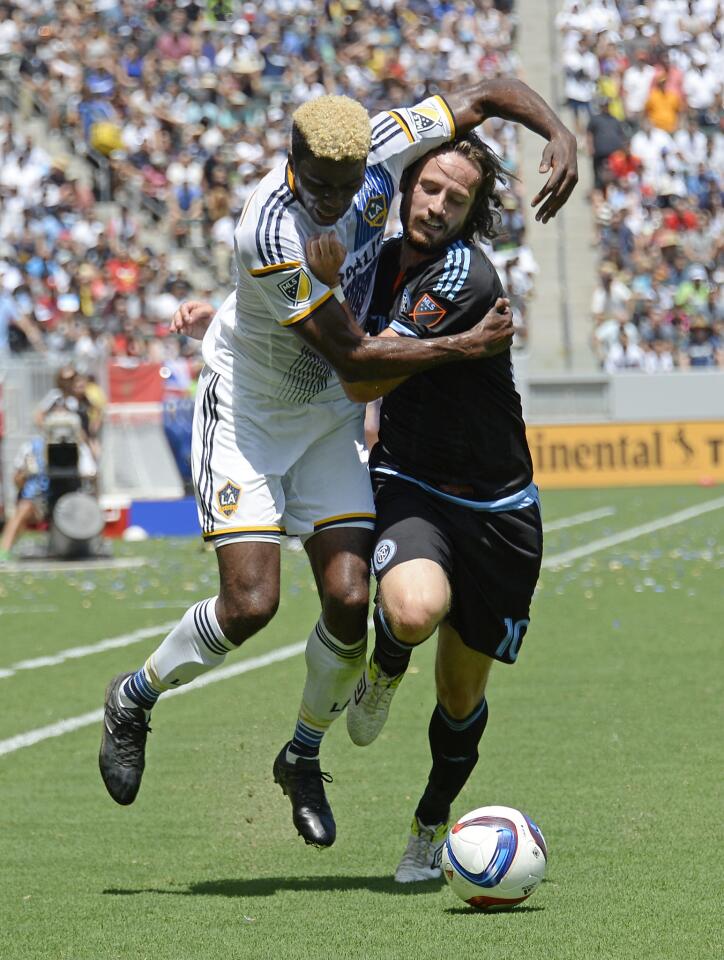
331, 284, 345, 303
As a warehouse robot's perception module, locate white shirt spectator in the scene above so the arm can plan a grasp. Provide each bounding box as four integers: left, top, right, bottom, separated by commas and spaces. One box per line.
0, 16, 19, 55
166, 157, 203, 188
622, 62, 655, 114
563, 46, 600, 103
630, 125, 676, 188
682, 64, 721, 110
643, 346, 675, 372
604, 339, 646, 372
651, 0, 689, 46
211, 215, 235, 248
70, 218, 104, 249
594, 318, 640, 353
674, 126, 708, 166
591, 279, 632, 318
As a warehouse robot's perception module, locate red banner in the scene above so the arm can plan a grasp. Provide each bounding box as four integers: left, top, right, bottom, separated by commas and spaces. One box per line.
108, 362, 164, 403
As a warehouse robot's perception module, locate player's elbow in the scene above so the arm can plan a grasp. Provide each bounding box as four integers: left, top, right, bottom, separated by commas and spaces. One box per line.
340, 380, 375, 403
332, 351, 367, 383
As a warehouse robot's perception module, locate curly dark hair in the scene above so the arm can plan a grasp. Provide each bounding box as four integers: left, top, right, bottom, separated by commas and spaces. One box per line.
402, 132, 509, 243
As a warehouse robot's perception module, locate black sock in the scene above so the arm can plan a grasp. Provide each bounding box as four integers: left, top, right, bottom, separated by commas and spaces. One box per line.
372, 604, 414, 677
415, 698, 489, 826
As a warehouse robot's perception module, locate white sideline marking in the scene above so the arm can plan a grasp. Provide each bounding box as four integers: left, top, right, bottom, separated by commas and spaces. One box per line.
0, 507, 617, 680
0, 605, 59, 616
0, 641, 307, 757
543, 506, 615, 532
2, 496, 722, 756
0, 557, 147, 573
0, 622, 178, 681
542, 496, 724, 569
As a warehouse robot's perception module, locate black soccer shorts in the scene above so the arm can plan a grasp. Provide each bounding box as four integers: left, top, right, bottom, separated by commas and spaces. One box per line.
371, 475, 543, 664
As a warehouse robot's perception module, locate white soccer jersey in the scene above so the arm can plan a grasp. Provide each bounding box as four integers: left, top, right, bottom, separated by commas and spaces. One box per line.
201, 95, 456, 405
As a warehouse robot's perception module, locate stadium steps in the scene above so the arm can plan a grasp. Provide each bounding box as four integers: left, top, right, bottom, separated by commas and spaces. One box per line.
517, 0, 597, 373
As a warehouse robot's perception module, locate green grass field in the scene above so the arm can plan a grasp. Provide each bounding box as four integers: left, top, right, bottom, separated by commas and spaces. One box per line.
2, 485, 722, 960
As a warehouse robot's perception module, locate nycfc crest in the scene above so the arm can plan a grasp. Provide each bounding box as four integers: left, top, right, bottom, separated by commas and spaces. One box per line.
373, 539, 397, 571
217, 480, 241, 518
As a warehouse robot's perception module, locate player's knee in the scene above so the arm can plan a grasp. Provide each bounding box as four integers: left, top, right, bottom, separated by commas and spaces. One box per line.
217, 589, 279, 645
385, 596, 443, 645
436, 683, 482, 721
382, 581, 447, 643
322, 580, 370, 638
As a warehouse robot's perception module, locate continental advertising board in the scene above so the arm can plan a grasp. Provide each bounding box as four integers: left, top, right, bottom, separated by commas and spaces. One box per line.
529, 421, 724, 488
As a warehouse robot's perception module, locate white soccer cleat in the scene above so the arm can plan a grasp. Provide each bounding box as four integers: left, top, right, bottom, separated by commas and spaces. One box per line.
394, 816, 449, 883
346, 656, 404, 746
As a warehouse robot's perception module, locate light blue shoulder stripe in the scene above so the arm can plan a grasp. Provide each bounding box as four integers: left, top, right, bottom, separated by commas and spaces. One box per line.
433, 241, 469, 300
389, 319, 418, 337
372, 466, 539, 512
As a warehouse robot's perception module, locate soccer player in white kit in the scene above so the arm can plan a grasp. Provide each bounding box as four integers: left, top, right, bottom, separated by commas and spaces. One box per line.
99, 83, 577, 848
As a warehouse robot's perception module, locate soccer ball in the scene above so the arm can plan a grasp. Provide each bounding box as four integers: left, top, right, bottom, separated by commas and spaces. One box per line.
441, 805, 548, 910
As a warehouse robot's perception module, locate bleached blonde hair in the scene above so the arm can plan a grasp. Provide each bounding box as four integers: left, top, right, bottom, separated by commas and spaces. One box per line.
291, 95, 371, 163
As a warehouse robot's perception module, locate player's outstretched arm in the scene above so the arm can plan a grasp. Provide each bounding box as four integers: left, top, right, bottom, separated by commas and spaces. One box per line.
294, 294, 514, 383
445, 78, 578, 223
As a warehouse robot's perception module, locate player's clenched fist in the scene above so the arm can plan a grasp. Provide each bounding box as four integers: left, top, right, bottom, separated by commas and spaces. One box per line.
170, 300, 215, 340
306, 233, 347, 287
465, 297, 514, 359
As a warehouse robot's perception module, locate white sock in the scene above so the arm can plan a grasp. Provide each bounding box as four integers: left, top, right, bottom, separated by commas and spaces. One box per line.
287, 617, 367, 762
118, 597, 235, 709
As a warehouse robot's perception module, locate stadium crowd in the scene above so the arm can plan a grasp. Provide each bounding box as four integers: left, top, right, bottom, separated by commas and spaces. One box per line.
0, 0, 537, 366
558, 0, 723, 371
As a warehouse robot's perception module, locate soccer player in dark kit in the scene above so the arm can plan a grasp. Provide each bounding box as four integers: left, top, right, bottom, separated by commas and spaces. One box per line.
306, 131, 542, 881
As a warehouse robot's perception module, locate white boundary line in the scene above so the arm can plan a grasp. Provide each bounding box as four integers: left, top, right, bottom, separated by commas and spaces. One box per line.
542, 496, 724, 568
0, 641, 306, 757
1, 496, 722, 757
0, 507, 618, 681
0, 622, 178, 681
543, 506, 615, 532
0, 557, 147, 573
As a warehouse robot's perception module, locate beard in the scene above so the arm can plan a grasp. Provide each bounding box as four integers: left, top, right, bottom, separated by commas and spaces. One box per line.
402, 225, 446, 253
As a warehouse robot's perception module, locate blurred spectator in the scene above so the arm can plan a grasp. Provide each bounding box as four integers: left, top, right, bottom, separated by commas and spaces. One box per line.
563, 36, 600, 138
0, 433, 48, 562
681, 317, 721, 368
604, 329, 646, 373
591, 261, 631, 323
0, 0, 538, 363
587, 99, 627, 189
559, 0, 723, 371
645, 68, 684, 133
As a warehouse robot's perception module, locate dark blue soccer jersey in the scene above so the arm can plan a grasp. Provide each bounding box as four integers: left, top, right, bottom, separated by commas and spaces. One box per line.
370, 236, 534, 500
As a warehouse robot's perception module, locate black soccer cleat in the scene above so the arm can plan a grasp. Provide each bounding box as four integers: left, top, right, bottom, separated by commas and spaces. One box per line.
99, 672, 151, 805
272, 742, 336, 848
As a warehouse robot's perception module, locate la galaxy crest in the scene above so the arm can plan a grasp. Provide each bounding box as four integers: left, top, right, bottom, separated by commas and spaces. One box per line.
362, 193, 387, 228
278, 268, 312, 305
217, 480, 241, 518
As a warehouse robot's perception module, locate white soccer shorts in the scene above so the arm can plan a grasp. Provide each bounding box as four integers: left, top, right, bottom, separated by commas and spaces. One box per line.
192, 366, 375, 544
